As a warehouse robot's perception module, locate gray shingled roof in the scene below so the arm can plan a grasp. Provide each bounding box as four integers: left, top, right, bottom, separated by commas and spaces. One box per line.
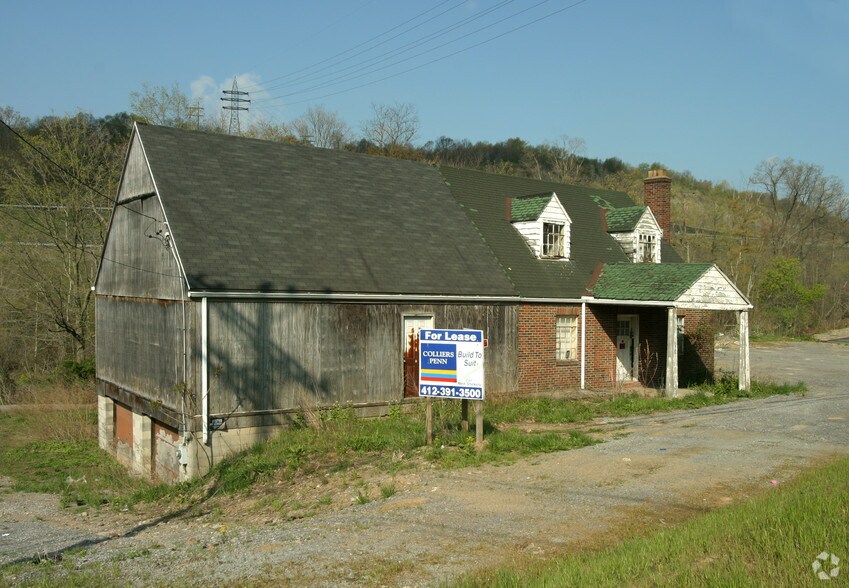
136, 125, 516, 296
133, 125, 684, 299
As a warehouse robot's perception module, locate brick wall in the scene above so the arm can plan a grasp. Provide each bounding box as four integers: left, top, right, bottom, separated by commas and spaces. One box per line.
644, 171, 671, 239
517, 304, 619, 392
517, 304, 715, 392
679, 309, 715, 385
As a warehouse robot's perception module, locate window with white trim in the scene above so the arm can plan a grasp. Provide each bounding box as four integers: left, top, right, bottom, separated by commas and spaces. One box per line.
542, 223, 565, 258
556, 316, 578, 361
637, 233, 658, 263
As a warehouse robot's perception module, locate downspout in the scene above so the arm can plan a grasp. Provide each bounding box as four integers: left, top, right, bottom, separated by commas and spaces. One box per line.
163, 228, 188, 436
580, 301, 587, 390
201, 297, 209, 444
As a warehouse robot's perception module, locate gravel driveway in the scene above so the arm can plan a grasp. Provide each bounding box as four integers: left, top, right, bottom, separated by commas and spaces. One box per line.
2, 341, 848, 586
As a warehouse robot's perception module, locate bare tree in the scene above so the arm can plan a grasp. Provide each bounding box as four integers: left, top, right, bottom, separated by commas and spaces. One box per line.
288, 105, 351, 149
0, 113, 122, 361
242, 118, 299, 143
129, 83, 192, 127
750, 157, 847, 259
361, 102, 420, 148
547, 135, 587, 182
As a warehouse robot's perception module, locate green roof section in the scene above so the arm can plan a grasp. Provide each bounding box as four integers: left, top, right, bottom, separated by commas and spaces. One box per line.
605, 206, 647, 232
590, 195, 615, 210
510, 193, 552, 222
592, 263, 713, 301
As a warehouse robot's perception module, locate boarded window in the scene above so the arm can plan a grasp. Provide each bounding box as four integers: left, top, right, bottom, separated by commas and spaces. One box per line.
113, 401, 133, 446
152, 420, 180, 483
556, 316, 577, 360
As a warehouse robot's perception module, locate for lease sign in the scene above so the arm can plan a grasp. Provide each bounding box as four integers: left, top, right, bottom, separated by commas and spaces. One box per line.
418, 329, 485, 399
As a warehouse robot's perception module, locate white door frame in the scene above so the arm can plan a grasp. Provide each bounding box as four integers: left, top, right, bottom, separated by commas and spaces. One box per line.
616, 314, 639, 382
402, 314, 434, 352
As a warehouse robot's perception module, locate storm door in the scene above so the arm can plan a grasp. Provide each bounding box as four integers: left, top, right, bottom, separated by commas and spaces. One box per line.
616, 315, 639, 381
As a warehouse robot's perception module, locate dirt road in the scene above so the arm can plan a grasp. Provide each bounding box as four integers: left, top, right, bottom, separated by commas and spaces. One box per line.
2, 341, 848, 586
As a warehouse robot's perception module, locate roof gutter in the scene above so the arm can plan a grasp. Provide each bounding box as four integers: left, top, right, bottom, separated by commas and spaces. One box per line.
183, 291, 751, 309
187, 291, 522, 303
579, 295, 752, 310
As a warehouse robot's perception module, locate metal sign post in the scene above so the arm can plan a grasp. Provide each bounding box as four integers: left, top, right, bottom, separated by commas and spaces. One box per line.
418, 329, 485, 445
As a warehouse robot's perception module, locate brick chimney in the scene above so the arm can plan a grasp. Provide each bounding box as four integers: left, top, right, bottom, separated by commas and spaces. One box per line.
644, 169, 671, 239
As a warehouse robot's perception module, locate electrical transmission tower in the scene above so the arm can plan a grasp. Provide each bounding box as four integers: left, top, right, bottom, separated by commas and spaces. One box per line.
221, 78, 250, 135
187, 101, 204, 129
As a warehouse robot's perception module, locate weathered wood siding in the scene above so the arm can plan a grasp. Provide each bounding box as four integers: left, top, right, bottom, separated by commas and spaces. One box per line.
204, 301, 518, 415
117, 133, 156, 202
678, 267, 748, 308
96, 296, 190, 411
96, 195, 185, 300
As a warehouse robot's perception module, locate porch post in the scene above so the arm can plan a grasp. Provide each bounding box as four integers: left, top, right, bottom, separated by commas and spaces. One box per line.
665, 306, 678, 397
580, 301, 587, 390
738, 310, 750, 391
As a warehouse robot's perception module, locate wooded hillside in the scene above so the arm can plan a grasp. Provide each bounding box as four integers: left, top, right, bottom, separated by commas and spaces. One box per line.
1, 98, 846, 396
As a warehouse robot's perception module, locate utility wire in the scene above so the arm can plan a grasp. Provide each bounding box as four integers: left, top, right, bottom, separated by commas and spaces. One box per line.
239, 0, 376, 90
256, 0, 469, 94
242, 0, 459, 91
0, 117, 160, 223
1, 191, 183, 279
258, 0, 590, 106
255, 0, 531, 101
0, 118, 185, 281
257, 0, 515, 96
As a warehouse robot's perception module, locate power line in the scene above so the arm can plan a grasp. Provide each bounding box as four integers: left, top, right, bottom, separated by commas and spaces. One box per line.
98, 254, 183, 278
238, 0, 377, 91
256, 0, 470, 95
0, 193, 183, 279
241, 0, 459, 92
0, 117, 186, 282
259, 0, 591, 107
254, 0, 522, 101
0, 204, 112, 211
0, 117, 162, 223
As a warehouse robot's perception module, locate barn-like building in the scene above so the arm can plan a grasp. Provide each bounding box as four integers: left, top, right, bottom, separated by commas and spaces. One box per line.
95, 124, 751, 481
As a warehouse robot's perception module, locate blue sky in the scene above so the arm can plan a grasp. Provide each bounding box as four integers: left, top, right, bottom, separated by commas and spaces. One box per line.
3, 0, 847, 190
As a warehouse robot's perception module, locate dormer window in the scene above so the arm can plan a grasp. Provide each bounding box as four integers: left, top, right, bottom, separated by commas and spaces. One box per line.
508, 192, 571, 260
603, 205, 662, 264
543, 223, 565, 258
637, 233, 657, 263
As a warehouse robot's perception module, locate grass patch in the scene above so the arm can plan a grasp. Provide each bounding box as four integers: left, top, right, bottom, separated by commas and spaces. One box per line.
453, 456, 849, 587
0, 407, 153, 508
486, 376, 805, 425
751, 333, 816, 343
380, 483, 397, 499
0, 377, 804, 507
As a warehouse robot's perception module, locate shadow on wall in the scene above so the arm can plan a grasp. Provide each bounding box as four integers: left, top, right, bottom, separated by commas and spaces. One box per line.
207, 299, 333, 414
188, 278, 337, 449
680, 334, 712, 387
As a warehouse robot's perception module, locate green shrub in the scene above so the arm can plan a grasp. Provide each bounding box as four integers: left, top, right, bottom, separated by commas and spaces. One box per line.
60, 358, 96, 381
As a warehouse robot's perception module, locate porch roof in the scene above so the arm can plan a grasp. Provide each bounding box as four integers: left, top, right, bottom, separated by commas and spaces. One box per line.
590, 262, 752, 310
